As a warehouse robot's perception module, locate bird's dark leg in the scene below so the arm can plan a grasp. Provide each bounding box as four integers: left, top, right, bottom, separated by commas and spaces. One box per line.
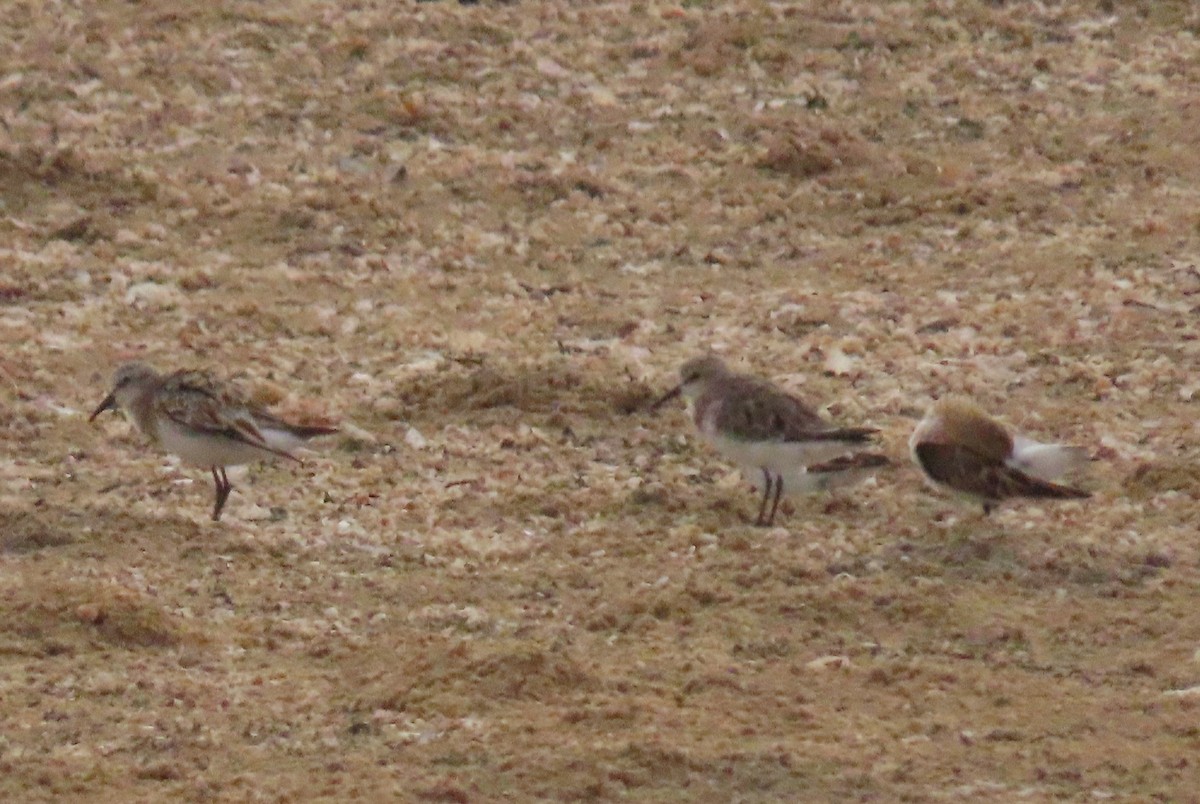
766, 473, 784, 526
212, 467, 233, 521
210, 468, 220, 520
755, 468, 772, 526
982, 501, 994, 517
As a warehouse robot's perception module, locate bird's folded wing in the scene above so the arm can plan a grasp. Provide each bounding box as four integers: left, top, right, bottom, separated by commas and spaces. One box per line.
714, 381, 827, 442
157, 371, 278, 453
915, 443, 1089, 500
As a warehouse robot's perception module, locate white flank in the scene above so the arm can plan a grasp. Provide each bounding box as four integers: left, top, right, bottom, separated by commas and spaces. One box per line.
708, 433, 855, 478
1008, 436, 1088, 482
258, 425, 310, 454
158, 418, 292, 467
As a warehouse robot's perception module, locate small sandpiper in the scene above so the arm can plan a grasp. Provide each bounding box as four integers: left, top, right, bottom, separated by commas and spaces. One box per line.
653, 355, 888, 527
89, 362, 338, 521
909, 397, 1090, 515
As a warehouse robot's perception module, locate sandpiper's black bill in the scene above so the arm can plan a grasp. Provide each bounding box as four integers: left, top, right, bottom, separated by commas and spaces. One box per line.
650, 384, 682, 411
89, 392, 117, 422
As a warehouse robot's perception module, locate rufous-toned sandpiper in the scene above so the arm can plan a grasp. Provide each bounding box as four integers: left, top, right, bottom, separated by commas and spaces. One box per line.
653, 355, 888, 527
89, 362, 338, 521
909, 397, 1090, 515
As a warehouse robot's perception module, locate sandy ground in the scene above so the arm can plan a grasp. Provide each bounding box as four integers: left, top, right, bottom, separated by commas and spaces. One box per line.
3, 1, 1200, 800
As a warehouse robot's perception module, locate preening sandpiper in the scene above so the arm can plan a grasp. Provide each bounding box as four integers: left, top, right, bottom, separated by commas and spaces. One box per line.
89, 362, 338, 521
653, 355, 888, 527
909, 397, 1090, 515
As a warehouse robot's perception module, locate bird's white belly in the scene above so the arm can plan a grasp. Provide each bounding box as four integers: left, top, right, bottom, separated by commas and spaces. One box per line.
259, 426, 308, 453
157, 420, 277, 467
707, 433, 852, 475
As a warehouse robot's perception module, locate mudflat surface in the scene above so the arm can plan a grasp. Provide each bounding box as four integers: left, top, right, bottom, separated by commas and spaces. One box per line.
2, 1, 1200, 800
